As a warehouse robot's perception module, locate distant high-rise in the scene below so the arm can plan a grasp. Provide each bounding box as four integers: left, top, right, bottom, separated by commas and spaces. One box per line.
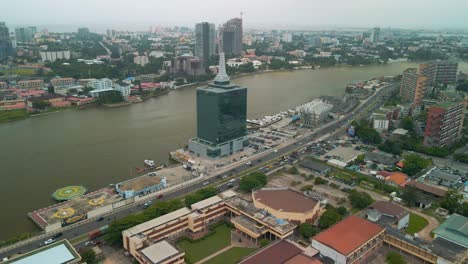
77, 27, 90, 38
0, 22, 13, 59
370, 27, 380, 43
424, 101, 465, 147
188, 53, 248, 158
219, 17, 243, 56
400, 68, 429, 106
15, 26, 36, 43
419, 61, 458, 85
195, 22, 216, 70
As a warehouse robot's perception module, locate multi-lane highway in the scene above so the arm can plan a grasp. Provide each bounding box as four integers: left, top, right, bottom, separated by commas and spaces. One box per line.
0, 83, 397, 260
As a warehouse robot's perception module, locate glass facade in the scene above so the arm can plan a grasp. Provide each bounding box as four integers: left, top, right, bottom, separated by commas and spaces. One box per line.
196, 84, 247, 145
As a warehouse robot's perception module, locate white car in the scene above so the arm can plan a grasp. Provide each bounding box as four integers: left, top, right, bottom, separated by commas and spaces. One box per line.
246, 161, 252, 165
44, 238, 55, 245
84, 241, 94, 246
203, 181, 210, 186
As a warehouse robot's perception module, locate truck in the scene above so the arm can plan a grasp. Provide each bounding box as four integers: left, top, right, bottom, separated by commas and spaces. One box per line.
88, 225, 109, 240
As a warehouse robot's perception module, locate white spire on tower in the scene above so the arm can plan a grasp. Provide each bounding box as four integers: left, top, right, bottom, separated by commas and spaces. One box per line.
214, 52, 230, 85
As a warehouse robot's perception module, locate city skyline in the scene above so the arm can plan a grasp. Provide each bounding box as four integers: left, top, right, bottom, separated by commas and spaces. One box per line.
1, 0, 468, 32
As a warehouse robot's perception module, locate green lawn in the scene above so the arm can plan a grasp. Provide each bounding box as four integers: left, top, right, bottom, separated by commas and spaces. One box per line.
176, 224, 232, 264
407, 213, 428, 235
0, 110, 29, 123
204, 247, 256, 264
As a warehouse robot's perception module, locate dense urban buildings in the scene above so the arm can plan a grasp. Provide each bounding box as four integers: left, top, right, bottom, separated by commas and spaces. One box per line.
15, 26, 36, 43
189, 53, 248, 158
219, 17, 243, 56
195, 22, 216, 70
0, 22, 13, 59
423, 101, 465, 147
400, 68, 429, 106
419, 61, 458, 85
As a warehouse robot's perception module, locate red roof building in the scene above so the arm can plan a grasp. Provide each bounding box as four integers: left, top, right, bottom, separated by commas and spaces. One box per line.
240, 240, 322, 264
312, 216, 385, 263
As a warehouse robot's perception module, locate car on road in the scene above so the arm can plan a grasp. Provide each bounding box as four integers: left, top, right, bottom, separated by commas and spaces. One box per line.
84, 241, 94, 247
203, 181, 210, 186
143, 201, 152, 208
157, 194, 164, 199
148, 172, 157, 176
96, 216, 104, 222
246, 161, 252, 166
52, 232, 63, 239
44, 239, 55, 245
273, 149, 278, 153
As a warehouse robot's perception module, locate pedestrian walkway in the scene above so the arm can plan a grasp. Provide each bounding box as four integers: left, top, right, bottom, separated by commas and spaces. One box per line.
194, 245, 234, 264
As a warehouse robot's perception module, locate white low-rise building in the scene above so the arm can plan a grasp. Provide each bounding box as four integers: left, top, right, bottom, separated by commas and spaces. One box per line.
40, 50, 71, 62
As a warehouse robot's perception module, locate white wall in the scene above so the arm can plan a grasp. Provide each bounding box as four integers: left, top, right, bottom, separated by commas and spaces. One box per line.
311, 239, 347, 264
397, 214, 410, 230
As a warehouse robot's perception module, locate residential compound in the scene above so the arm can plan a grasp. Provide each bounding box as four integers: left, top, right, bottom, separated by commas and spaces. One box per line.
400, 67, 429, 106
188, 53, 248, 158
419, 61, 458, 85
17, 79, 44, 89
400, 61, 458, 106
122, 189, 317, 264
40, 50, 71, 62
423, 100, 465, 147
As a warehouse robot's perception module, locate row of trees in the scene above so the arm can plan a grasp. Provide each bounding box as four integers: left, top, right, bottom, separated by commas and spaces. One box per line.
104, 199, 184, 244
184, 187, 219, 207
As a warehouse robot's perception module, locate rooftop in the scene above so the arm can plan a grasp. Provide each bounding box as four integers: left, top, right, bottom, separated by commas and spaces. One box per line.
385, 172, 409, 186
225, 196, 296, 235
299, 159, 330, 173
140, 240, 181, 264
433, 213, 468, 248
191, 195, 222, 210
365, 151, 399, 166
368, 201, 408, 221
126, 207, 191, 236
253, 188, 319, 214
3, 239, 80, 264
239, 240, 303, 264
312, 216, 384, 256
429, 238, 467, 262
406, 181, 447, 197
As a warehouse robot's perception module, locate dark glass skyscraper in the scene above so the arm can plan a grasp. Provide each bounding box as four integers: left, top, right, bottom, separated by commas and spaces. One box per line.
189, 53, 248, 158
195, 22, 216, 70
0, 22, 13, 59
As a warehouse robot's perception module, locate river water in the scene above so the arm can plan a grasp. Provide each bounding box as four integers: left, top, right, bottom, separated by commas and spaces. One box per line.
1, 62, 466, 240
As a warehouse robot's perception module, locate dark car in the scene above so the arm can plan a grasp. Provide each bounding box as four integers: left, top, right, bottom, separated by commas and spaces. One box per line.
96, 216, 104, 222
52, 232, 63, 239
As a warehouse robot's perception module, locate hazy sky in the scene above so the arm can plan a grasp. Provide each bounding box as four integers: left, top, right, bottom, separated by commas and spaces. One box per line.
1, 0, 468, 31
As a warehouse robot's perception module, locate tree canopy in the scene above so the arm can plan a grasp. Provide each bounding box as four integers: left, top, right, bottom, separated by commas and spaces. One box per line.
402, 154, 431, 176
348, 190, 373, 209
238, 172, 267, 192
184, 187, 218, 207
298, 223, 321, 239
318, 207, 342, 229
